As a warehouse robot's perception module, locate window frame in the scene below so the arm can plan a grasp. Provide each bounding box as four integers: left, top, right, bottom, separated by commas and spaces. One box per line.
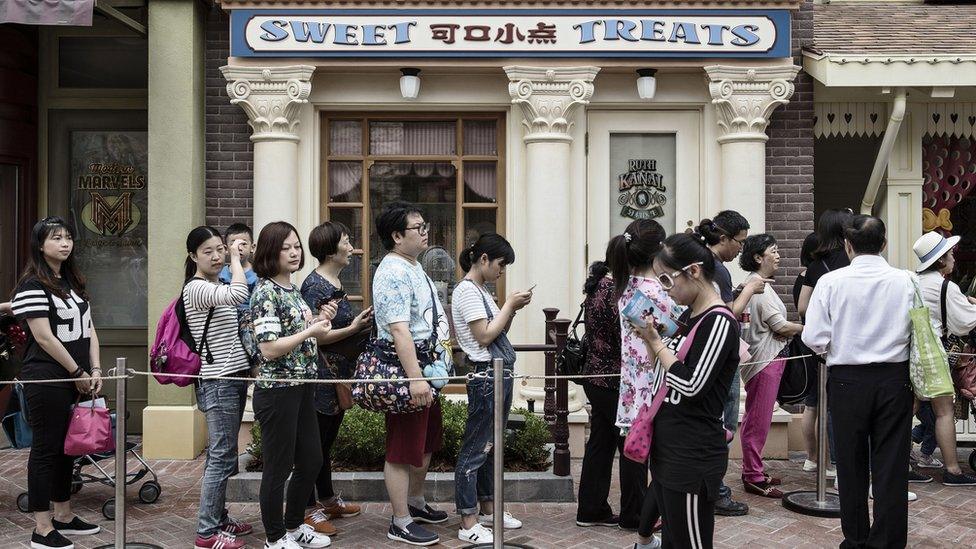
320, 112, 507, 309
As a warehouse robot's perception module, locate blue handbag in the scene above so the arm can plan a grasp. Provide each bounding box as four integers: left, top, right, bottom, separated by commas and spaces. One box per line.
2, 383, 32, 449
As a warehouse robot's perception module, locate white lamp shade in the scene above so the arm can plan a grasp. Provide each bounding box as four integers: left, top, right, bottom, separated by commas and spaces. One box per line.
637, 75, 656, 100
400, 74, 421, 99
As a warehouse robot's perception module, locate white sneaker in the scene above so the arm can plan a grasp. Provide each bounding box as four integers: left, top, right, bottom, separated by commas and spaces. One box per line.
458, 523, 493, 544
803, 459, 837, 478
867, 485, 917, 502
287, 524, 331, 548
479, 511, 522, 529
264, 536, 302, 549
910, 448, 944, 469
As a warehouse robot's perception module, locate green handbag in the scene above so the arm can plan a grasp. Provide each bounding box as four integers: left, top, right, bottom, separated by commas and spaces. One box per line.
909, 275, 955, 399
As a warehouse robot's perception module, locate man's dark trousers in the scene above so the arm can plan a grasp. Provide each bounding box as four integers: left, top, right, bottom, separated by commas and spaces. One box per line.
828, 362, 912, 549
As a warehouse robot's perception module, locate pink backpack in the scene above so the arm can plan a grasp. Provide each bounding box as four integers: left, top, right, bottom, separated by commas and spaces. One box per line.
623, 307, 742, 463
149, 289, 214, 387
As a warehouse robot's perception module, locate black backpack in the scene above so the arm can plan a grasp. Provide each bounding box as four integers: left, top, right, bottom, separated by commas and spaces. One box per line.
777, 336, 817, 405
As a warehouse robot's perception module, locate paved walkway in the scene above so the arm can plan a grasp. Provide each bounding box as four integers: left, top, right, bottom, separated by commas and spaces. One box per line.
1, 445, 974, 548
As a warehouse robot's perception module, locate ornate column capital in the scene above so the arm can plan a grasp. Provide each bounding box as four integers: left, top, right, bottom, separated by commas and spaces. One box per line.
504, 66, 599, 143
220, 65, 315, 143
704, 65, 801, 144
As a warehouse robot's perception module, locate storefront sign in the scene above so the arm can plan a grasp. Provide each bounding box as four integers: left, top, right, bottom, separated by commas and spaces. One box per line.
231, 10, 790, 58
618, 159, 667, 220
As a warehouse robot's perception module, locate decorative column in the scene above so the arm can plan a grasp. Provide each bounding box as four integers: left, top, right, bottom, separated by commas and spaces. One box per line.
220, 65, 314, 234
704, 65, 801, 233
505, 66, 598, 409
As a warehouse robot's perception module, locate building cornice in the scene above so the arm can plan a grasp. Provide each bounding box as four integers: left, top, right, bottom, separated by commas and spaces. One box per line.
803, 50, 976, 88
216, 1, 801, 9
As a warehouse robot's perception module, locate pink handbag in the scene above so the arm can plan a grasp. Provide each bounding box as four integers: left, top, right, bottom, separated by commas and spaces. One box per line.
64, 398, 115, 456
623, 307, 739, 463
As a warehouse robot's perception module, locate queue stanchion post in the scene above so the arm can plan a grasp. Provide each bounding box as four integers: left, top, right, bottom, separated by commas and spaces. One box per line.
782, 361, 841, 518
467, 358, 533, 549
94, 357, 163, 549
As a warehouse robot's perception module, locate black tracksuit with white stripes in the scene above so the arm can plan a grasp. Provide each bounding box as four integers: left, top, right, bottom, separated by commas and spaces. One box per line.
650, 305, 740, 549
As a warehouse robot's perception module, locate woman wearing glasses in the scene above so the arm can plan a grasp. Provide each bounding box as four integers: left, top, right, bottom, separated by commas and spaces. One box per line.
629, 231, 743, 549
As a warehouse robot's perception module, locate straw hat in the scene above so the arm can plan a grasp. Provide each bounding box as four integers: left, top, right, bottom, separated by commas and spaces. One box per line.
913, 231, 961, 272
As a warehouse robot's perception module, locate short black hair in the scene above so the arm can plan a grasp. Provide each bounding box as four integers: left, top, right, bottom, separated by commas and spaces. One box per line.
253, 221, 304, 279
739, 234, 777, 272
309, 221, 351, 263
844, 215, 886, 255
375, 201, 424, 251
224, 222, 253, 242
800, 232, 819, 267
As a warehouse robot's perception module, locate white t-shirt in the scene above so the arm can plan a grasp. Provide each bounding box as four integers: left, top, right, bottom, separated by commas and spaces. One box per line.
451, 279, 500, 363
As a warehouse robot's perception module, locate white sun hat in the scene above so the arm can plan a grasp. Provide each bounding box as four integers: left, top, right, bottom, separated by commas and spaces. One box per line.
913, 231, 961, 273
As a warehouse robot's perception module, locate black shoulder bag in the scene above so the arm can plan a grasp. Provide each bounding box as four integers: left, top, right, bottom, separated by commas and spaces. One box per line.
556, 301, 587, 384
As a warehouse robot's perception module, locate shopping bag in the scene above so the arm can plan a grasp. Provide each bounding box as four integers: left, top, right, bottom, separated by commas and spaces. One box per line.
909, 275, 955, 399
64, 397, 115, 456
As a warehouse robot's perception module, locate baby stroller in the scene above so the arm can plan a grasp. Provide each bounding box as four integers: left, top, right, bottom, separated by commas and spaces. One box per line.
3, 382, 162, 520
950, 350, 976, 472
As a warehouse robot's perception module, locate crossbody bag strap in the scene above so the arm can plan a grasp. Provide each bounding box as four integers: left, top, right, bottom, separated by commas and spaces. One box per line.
465, 279, 496, 322
941, 277, 951, 340
423, 276, 441, 348
182, 279, 216, 363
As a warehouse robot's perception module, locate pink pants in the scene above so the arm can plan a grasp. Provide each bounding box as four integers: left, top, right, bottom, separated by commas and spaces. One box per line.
740, 358, 786, 483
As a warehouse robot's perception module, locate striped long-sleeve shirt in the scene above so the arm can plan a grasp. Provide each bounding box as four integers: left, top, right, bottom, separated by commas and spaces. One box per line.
182, 278, 250, 378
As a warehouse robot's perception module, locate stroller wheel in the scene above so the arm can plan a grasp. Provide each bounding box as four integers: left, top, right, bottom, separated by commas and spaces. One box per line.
138, 481, 161, 504
16, 492, 29, 513
102, 498, 115, 521
969, 449, 976, 473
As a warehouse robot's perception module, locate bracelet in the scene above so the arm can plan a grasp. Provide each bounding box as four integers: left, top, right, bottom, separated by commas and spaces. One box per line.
70, 368, 84, 379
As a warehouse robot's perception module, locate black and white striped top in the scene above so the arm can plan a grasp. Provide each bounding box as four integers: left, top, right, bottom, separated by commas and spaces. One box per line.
182, 278, 250, 378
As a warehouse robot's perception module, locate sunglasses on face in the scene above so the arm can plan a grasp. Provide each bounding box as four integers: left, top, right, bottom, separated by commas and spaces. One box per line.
656, 262, 704, 290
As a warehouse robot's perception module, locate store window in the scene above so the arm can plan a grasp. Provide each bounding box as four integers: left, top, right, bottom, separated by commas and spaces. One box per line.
321, 114, 505, 309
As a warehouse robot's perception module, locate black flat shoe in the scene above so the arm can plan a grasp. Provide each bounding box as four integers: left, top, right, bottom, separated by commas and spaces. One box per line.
52, 516, 100, 536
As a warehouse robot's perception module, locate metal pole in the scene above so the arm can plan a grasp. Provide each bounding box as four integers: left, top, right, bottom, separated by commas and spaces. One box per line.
816, 360, 829, 501
492, 357, 504, 549
115, 357, 127, 549
781, 361, 841, 518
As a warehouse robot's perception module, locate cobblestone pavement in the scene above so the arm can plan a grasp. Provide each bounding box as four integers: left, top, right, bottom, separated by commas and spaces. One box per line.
2, 445, 974, 548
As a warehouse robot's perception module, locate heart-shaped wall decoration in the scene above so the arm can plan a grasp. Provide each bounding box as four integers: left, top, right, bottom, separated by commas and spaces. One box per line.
969, 116, 976, 126
870, 113, 879, 123
933, 113, 941, 124
844, 113, 853, 124
813, 116, 818, 126
827, 113, 835, 123
951, 113, 959, 124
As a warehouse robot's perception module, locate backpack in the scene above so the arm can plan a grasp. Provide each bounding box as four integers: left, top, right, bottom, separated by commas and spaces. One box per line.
149, 287, 215, 387
777, 337, 817, 405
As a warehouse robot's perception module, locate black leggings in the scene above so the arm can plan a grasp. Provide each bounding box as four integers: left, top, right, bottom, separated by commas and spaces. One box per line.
651, 480, 714, 549
307, 410, 345, 506
253, 384, 323, 542
24, 384, 76, 513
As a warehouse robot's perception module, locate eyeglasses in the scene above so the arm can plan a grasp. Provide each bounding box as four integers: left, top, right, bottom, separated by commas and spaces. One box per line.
731, 235, 746, 246
657, 262, 704, 290
405, 222, 430, 236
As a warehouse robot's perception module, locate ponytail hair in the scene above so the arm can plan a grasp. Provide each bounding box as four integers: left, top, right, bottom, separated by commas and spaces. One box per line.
459, 233, 515, 273
657, 232, 716, 282
608, 219, 667, 298
184, 225, 223, 283
696, 210, 749, 247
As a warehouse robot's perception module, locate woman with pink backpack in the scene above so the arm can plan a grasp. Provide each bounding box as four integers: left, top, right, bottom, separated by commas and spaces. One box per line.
180, 225, 254, 549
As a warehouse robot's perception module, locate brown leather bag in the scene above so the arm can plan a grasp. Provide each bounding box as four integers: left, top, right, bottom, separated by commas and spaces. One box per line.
335, 382, 354, 411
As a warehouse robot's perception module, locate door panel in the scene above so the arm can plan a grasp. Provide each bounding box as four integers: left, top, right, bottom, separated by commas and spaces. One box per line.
586, 111, 701, 263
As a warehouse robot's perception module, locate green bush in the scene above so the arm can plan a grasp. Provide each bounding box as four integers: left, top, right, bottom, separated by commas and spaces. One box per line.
245, 399, 551, 472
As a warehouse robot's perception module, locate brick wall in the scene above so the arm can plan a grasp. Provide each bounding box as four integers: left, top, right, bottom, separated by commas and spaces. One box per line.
765, 0, 816, 314
205, 6, 253, 231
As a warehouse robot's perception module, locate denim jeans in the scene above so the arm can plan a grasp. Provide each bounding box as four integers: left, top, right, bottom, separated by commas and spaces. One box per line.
196, 379, 248, 536
719, 366, 742, 499
454, 367, 513, 516
912, 401, 937, 456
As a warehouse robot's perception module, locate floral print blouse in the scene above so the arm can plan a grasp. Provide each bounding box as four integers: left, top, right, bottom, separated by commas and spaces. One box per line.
582, 277, 621, 390
250, 279, 318, 389
616, 275, 681, 429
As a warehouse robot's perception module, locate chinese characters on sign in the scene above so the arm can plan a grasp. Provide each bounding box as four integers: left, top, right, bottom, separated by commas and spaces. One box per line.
233, 11, 790, 58
618, 159, 667, 221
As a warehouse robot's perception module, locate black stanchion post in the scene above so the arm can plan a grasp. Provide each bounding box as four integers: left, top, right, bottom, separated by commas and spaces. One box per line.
781, 362, 841, 517
94, 358, 162, 549
552, 318, 571, 477
542, 308, 558, 428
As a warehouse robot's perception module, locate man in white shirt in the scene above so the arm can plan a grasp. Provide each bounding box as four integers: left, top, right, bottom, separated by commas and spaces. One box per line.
802, 215, 914, 549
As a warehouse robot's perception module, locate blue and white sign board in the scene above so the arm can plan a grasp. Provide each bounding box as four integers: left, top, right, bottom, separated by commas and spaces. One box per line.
230, 10, 791, 58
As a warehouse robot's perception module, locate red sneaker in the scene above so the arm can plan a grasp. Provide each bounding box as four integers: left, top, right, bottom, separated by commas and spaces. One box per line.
220, 516, 253, 537
195, 531, 246, 549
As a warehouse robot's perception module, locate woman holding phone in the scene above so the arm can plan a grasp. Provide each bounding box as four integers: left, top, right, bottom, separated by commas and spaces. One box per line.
451, 233, 531, 544
300, 221, 373, 536
630, 231, 742, 549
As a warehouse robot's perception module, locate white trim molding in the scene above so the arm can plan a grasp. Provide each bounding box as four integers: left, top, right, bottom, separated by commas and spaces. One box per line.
220, 65, 316, 142
804, 51, 976, 88
920, 103, 976, 139
814, 102, 889, 138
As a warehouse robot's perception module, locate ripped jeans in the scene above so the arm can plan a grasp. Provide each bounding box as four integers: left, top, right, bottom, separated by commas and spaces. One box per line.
454, 363, 514, 516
